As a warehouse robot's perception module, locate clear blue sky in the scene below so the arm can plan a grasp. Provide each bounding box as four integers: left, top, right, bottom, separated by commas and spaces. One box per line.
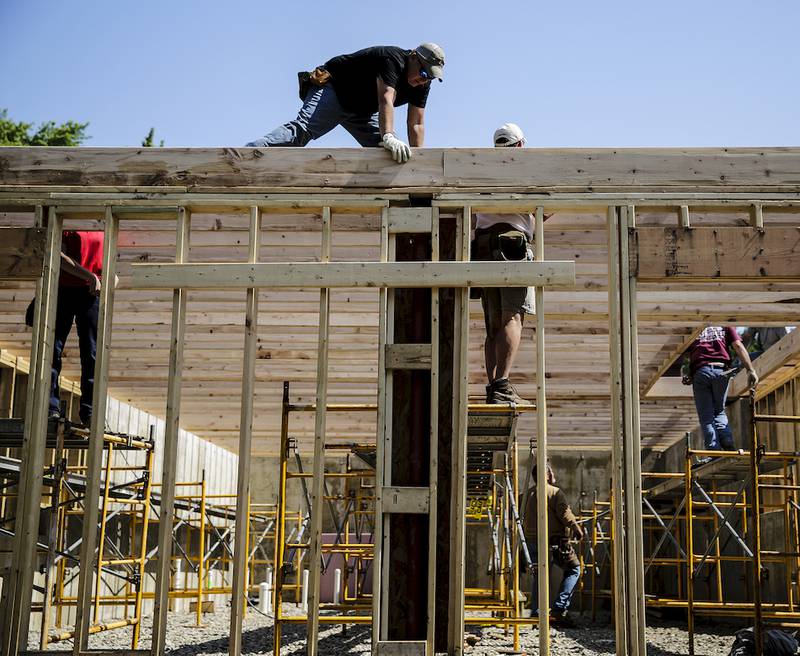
2, 1, 798, 148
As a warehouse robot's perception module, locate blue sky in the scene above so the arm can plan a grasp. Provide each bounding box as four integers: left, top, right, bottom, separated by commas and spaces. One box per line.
2, 1, 798, 148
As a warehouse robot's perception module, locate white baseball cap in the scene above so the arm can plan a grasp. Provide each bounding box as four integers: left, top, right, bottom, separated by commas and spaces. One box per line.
493, 123, 525, 147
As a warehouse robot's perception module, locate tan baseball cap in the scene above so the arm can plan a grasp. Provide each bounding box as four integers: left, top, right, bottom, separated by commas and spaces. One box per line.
416, 42, 445, 81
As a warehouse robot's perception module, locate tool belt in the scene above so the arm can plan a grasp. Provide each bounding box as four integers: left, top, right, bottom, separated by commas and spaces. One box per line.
472, 225, 529, 263
550, 536, 579, 569
297, 67, 331, 101
471, 224, 531, 299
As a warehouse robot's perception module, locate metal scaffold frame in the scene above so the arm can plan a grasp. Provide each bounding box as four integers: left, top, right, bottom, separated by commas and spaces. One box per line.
0, 411, 156, 650
585, 390, 800, 656
272, 381, 377, 655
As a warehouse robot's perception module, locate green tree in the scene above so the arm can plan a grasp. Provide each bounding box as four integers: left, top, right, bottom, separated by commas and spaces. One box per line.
0, 109, 89, 146
141, 127, 164, 147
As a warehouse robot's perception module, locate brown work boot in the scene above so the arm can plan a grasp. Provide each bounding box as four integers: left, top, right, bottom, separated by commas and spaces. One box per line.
487, 378, 529, 405
550, 611, 577, 628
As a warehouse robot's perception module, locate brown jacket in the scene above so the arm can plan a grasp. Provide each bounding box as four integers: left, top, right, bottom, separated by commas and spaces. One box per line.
521, 483, 580, 540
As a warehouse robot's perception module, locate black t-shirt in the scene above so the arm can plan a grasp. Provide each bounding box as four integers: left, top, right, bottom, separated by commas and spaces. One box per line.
324, 46, 431, 116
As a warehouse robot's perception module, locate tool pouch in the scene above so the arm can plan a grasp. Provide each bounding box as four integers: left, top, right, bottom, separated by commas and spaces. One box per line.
496, 230, 528, 261
551, 537, 577, 569
297, 67, 331, 101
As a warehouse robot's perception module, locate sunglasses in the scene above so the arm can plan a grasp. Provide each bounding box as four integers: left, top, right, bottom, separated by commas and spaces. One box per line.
419, 67, 433, 80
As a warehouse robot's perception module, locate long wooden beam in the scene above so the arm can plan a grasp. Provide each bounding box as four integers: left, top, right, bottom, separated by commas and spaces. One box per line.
129, 261, 575, 290
2, 147, 800, 192
729, 328, 800, 399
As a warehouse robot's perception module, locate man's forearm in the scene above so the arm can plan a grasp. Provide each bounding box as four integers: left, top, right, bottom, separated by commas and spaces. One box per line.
379, 101, 395, 137
734, 341, 756, 371
60, 253, 94, 282
408, 124, 424, 147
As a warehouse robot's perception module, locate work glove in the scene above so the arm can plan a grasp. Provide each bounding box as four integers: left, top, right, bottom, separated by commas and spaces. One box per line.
747, 369, 759, 388
380, 132, 412, 164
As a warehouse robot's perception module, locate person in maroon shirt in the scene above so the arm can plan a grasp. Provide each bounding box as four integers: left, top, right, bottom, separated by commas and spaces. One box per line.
682, 326, 759, 451
49, 231, 106, 426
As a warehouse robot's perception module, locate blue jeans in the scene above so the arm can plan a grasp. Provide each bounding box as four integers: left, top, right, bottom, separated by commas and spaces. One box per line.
692, 365, 734, 450
50, 287, 98, 423
246, 84, 381, 147
529, 543, 581, 615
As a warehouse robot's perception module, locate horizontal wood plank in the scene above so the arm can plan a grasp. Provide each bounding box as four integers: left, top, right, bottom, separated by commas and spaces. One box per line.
633, 226, 800, 281
130, 261, 576, 290
2, 147, 800, 191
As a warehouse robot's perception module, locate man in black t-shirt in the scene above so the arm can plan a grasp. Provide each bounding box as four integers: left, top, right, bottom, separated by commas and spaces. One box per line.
246, 43, 444, 163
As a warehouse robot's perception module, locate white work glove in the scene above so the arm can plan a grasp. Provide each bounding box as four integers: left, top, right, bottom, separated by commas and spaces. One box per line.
380, 132, 412, 163
747, 369, 759, 388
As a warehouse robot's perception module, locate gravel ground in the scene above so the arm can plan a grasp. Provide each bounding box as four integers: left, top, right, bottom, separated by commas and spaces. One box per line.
30, 605, 738, 655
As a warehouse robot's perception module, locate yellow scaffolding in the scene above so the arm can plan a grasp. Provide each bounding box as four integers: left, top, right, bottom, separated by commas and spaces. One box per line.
272, 382, 383, 654
586, 391, 800, 655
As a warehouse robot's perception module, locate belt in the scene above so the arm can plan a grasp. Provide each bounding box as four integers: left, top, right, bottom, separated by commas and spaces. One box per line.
706, 362, 727, 369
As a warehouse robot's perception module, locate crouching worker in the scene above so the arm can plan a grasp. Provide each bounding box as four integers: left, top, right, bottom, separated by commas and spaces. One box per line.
246, 43, 445, 163
521, 461, 584, 627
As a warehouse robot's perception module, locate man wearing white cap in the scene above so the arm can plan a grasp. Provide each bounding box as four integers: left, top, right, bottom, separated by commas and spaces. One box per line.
247, 44, 445, 163
473, 123, 535, 404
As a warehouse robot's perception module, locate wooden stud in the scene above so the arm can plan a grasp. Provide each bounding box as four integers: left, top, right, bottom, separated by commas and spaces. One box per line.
372, 207, 391, 650
751, 203, 764, 229
427, 205, 440, 654
306, 206, 332, 656
73, 206, 118, 654
534, 206, 551, 656
151, 207, 190, 656
447, 206, 470, 655
679, 205, 691, 228
229, 206, 261, 655
619, 206, 646, 655
607, 206, 628, 656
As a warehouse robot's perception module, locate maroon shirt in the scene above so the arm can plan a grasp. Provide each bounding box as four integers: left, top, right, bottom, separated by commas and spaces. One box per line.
60, 231, 104, 287
690, 326, 741, 374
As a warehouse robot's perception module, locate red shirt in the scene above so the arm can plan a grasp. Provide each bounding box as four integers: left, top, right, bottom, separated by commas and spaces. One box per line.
60, 231, 104, 287
690, 326, 741, 374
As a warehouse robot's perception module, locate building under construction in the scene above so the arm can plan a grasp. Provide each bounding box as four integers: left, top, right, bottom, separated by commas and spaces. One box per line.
0, 146, 798, 656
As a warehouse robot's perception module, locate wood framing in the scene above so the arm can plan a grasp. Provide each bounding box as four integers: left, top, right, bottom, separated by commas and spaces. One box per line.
2, 147, 799, 656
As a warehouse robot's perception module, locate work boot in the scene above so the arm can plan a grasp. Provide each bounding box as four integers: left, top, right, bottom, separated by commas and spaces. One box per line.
487, 378, 529, 405
484, 384, 492, 404
550, 611, 577, 628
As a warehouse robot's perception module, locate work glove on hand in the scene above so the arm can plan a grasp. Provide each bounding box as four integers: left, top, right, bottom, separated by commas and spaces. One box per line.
747, 369, 759, 388
380, 132, 412, 163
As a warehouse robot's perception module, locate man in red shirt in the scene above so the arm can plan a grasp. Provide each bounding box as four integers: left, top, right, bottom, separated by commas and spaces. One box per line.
683, 326, 759, 451
49, 231, 105, 426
